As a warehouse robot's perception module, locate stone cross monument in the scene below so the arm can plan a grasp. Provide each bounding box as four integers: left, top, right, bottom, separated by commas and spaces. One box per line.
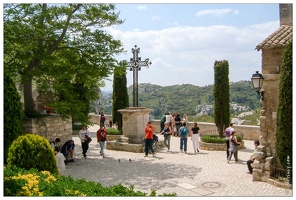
126, 45, 152, 107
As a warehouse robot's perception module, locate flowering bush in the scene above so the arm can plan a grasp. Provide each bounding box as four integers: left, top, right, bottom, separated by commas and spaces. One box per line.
4, 166, 176, 196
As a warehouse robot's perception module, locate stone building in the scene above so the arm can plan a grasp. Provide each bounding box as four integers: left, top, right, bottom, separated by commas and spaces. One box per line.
253, 4, 292, 184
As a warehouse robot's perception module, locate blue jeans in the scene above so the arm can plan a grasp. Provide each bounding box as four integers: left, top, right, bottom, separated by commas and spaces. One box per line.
180, 137, 188, 152
145, 139, 154, 155
100, 141, 105, 156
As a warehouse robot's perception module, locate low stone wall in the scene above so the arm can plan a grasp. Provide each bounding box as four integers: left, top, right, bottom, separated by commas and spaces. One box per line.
151, 120, 260, 141
88, 113, 112, 126
200, 141, 245, 151
23, 115, 73, 145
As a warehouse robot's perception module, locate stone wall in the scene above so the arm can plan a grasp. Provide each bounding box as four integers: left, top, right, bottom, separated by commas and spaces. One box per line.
151, 120, 260, 141
254, 45, 283, 182
23, 115, 73, 145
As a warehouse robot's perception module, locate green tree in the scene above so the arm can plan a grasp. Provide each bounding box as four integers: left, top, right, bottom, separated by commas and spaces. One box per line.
213, 60, 230, 137
276, 41, 292, 170
4, 71, 24, 164
112, 64, 129, 130
4, 3, 125, 123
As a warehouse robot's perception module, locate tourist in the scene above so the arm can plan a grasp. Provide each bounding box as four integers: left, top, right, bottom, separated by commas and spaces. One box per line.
182, 113, 188, 126
50, 137, 61, 149
165, 112, 171, 127
144, 121, 155, 157
100, 111, 106, 126
225, 123, 235, 159
54, 146, 66, 176
160, 122, 172, 151
191, 122, 200, 153
227, 131, 241, 163
247, 140, 260, 174
171, 113, 176, 136
61, 139, 75, 164
79, 125, 91, 159
160, 113, 166, 132
97, 125, 108, 158
179, 122, 189, 153
174, 113, 182, 137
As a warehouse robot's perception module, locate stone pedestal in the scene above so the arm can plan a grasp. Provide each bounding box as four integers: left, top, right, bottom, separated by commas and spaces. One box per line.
118, 107, 152, 144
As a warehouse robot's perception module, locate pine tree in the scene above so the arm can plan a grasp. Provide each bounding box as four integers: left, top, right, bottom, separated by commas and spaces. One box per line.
4, 72, 24, 164
276, 41, 292, 170
213, 60, 230, 137
112, 65, 129, 130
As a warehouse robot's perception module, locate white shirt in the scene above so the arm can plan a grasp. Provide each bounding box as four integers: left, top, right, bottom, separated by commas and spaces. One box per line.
56, 152, 66, 175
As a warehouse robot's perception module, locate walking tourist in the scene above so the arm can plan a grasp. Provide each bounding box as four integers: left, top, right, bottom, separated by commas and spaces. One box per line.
144, 121, 155, 157
160, 122, 172, 151
174, 113, 182, 137
97, 124, 108, 158
79, 125, 91, 159
225, 123, 234, 159
160, 113, 166, 132
179, 122, 189, 153
191, 122, 200, 153
227, 131, 241, 163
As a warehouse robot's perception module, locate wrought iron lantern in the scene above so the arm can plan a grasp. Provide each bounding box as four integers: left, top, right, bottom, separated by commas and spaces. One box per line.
251, 71, 264, 101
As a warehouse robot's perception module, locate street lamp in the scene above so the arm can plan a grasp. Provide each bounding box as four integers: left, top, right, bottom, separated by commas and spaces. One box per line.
251, 71, 264, 101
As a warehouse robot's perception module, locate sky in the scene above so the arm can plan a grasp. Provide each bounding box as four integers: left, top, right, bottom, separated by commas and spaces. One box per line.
100, 2, 286, 92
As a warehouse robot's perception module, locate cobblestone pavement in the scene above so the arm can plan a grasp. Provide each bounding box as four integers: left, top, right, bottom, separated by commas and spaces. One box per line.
63, 125, 293, 197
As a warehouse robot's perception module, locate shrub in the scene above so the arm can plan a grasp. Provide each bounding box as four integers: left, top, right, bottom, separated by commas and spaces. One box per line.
201, 134, 242, 143
7, 134, 58, 175
4, 166, 177, 196
106, 128, 122, 135
4, 72, 24, 164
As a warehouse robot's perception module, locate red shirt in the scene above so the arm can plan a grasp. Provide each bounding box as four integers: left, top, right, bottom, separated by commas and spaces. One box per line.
97, 128, 107, 142
144, 124, 154, 139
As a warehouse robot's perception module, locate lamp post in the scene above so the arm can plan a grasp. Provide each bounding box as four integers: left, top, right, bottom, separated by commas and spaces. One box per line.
251, 71, 264, 101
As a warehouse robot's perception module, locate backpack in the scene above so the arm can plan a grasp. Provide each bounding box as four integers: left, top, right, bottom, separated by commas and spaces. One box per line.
180, 127, 187, 137
225, 128, 231, 137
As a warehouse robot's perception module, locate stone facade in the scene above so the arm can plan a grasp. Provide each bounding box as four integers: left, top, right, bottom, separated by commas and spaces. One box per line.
253, 3, 292, 184
23, 115, 73, 145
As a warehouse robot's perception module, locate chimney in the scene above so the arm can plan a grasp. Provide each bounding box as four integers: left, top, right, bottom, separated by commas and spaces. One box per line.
280, 4, 293, 26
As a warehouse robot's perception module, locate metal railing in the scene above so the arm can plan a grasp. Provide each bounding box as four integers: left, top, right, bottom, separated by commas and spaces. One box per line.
270, 163, 292, 185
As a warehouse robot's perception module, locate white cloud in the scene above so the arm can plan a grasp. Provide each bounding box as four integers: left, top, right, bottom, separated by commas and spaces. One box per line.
103, 21, 279, 90
137, 5, 147, 10
196, 9, 240, 17
151, 16, 161, 21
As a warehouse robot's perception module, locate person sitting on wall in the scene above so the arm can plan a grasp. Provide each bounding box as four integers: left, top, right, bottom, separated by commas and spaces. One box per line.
247, 140, 260, 174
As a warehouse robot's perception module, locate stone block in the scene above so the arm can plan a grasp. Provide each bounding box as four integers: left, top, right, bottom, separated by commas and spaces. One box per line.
252, 160, 260, 168
255, 152, 265, 160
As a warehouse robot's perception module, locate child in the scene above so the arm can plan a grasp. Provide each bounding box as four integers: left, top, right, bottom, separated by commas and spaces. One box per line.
54, 146, 66, 176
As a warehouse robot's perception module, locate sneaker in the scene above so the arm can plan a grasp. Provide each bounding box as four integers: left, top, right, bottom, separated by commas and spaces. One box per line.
144, 155, 148, 157
227, 160, 229, 164
69, 159, 75, 163
184, 151, 187, 154
180, 150, 183, 153
103, 156, 105, 158
152, 153, 156, 157
197, 149, 199, 152
84, 156, 87, 159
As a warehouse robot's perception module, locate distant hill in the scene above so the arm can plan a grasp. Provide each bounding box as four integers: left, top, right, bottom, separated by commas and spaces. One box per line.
101, 80, 261, 122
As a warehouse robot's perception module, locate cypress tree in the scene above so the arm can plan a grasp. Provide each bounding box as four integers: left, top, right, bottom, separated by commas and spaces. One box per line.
4, 72, 24, 164
112, 64, 129, 130
275, 41, 292, 170
213, 60, 230, 137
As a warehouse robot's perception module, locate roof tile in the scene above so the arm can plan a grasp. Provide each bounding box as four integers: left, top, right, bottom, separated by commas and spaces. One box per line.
255, 25, 292, 51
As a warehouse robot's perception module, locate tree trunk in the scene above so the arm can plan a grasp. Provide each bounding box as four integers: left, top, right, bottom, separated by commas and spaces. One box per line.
23, 74, 36, 114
